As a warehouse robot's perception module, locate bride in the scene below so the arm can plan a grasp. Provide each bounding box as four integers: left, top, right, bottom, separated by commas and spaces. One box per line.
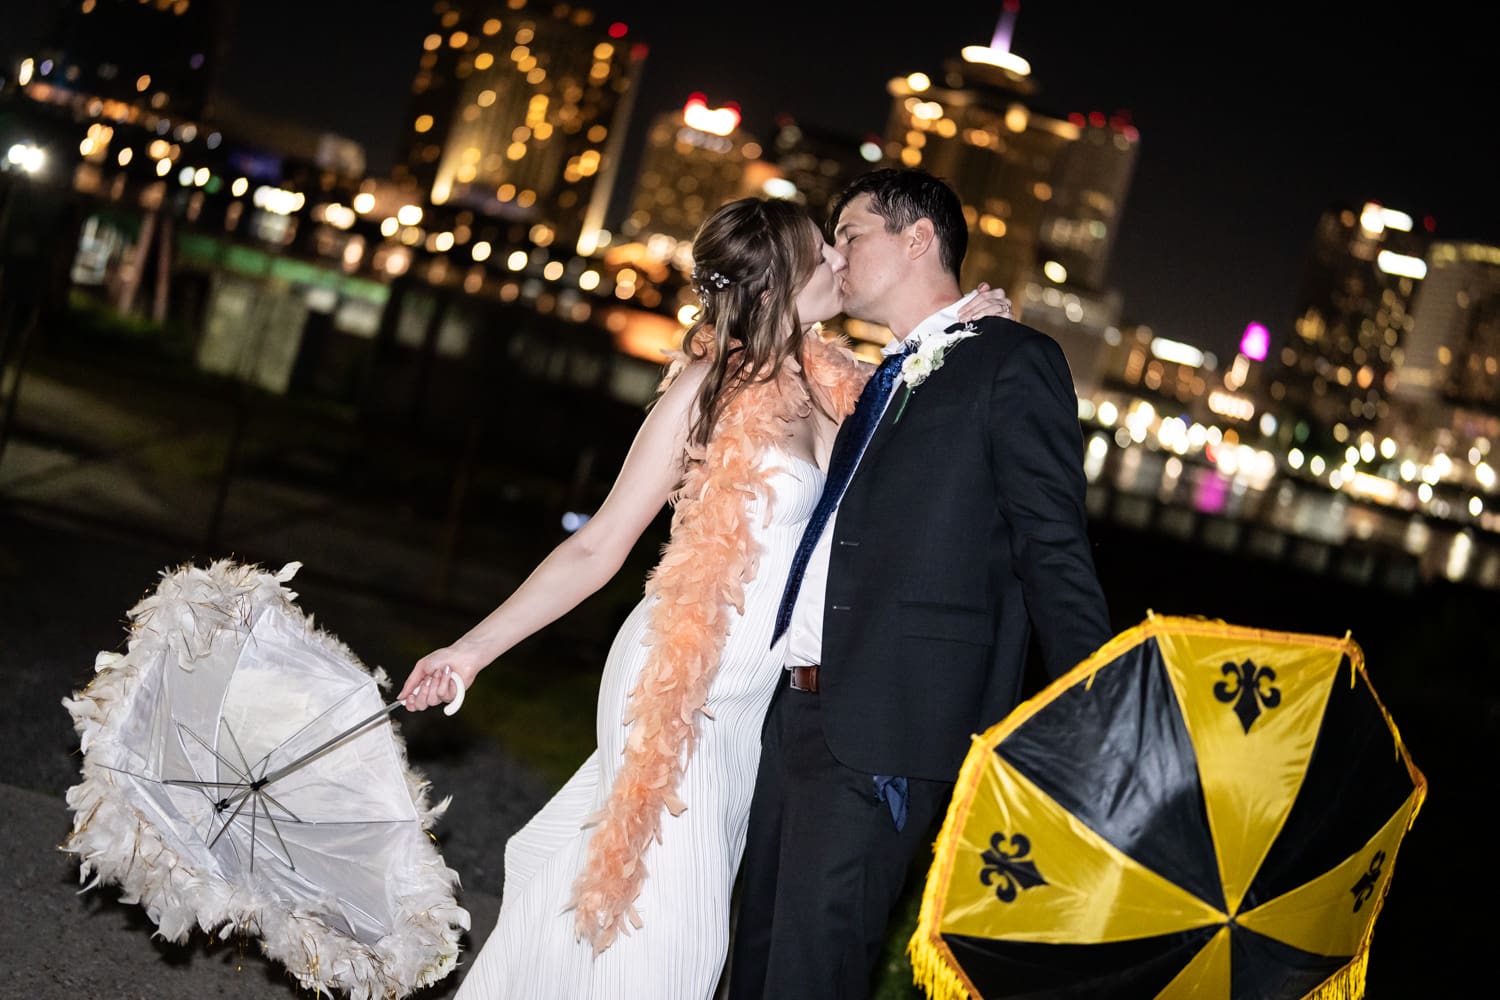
399, 196, 1011, 999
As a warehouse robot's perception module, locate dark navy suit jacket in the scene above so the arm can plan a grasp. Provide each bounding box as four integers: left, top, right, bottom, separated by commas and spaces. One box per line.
817, 316, 1113, 781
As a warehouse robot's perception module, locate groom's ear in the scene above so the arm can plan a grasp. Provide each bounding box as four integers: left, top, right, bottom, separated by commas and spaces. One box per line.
906, 218, 937, 261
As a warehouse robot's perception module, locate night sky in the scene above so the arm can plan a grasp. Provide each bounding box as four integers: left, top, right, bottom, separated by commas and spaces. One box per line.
7, 1, 1494, 361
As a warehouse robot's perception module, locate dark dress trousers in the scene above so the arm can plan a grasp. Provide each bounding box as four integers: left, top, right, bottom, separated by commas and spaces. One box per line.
728, 316, 1113, 999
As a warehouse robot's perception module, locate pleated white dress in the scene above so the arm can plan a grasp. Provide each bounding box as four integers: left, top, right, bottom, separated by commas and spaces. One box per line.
455, 452, 824, 1000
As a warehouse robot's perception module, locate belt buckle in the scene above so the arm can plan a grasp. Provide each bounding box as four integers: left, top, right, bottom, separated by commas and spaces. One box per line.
790, 664, 819, 693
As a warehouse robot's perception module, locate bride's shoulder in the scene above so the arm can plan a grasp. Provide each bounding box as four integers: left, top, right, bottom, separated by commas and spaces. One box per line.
649, 356, 713, 427
801, 328, 873, 414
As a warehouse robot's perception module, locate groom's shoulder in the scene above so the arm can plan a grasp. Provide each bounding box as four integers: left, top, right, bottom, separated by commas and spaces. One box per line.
968, 316, 1063, 361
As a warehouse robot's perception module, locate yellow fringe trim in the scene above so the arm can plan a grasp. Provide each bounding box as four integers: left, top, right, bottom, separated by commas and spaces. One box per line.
908, 728, 992, 1000
566, 330, 868, 952
1303, 948, 1368, 1000
907, 613, 1425, 999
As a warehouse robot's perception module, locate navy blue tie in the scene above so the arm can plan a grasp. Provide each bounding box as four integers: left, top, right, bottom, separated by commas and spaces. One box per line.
771, 342, 914, 644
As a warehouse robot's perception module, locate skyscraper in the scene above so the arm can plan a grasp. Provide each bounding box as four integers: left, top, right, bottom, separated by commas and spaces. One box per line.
881, 66, 1074, 308
879, 5, 1077, 303
1019, 108, 1138, 397
1395, 241, 1500, 417
877, 5, 1141, 391
618, 93, 774, 250
769, 115, 881, 228
1271, 202, 1430, 448
392, 0, 645, 254
1040, 110, 1139, 292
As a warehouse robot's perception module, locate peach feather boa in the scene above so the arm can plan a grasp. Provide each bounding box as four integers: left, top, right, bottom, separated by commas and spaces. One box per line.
566, 328, 870, 952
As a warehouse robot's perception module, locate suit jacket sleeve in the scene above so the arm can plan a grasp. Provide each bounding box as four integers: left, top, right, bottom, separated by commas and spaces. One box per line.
988, 331, 1112, 679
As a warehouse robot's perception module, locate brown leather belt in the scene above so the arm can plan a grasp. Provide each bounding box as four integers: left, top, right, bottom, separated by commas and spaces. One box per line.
789, 664, 820, 693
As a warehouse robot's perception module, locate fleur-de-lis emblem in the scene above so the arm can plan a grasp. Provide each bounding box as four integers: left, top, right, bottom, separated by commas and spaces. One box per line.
1213, 659, 1282, 733
1350, 850, 1385, 912
978, 832, 1047, 902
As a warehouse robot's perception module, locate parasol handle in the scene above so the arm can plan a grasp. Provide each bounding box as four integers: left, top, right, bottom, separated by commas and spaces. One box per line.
441, 670, 465, 716
396, 668, 465, 716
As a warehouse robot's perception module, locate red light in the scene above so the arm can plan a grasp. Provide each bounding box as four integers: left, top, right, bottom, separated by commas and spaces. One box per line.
683, 94, 741, 135
1068, 112, 1085, 127
608, 22, 627, 38
1424, 215, 1437, 233
1088, 111, 1106, 128
631, 43, 648, 59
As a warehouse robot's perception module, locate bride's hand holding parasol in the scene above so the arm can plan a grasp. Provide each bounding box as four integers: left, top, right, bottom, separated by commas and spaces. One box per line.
400, 644, 479, 716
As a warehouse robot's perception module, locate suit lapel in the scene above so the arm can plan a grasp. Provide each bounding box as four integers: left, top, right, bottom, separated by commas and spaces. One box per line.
852, 321, 982, 477
847, 318, 984, 488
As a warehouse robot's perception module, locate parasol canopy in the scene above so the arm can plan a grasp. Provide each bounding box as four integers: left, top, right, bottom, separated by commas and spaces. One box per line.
908, 613, 1426, 1000
62, 559, 469, 999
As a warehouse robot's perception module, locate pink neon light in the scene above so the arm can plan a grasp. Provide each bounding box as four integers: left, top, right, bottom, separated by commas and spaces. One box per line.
1240, 322, 1270, 362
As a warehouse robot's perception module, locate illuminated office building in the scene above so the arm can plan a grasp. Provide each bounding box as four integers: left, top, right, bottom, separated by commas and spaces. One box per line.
769, 116, 882, 227
877, 7, 1144, 388
1395, 241, 1500, 415
1391, 240, 1500, 514
1040, 111, 1138, 292
1099, 325, 1221, 415
20, 0, 236, 124
393, 0, 645, 253
1270, 202, 1431, 445
1018, 108, 1138, 394
1017, 280, 1122, 396
619, 94, 777, 250
880, 8, 1078, 305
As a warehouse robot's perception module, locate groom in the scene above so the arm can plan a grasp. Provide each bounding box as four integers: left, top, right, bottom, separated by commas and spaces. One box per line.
727, 168, 1113, 998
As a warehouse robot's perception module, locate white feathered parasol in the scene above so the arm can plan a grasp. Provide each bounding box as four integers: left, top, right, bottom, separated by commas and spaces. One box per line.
61, 558, 469, 999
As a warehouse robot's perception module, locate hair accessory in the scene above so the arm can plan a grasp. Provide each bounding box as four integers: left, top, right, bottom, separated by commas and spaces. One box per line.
691, 263, 732, 298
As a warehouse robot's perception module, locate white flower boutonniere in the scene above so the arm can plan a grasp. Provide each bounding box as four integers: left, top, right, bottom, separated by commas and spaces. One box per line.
893, 322, 979, 423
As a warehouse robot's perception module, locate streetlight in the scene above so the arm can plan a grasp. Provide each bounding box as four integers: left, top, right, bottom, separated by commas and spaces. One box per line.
0, 140, 50, 467
3, 141, 45, 175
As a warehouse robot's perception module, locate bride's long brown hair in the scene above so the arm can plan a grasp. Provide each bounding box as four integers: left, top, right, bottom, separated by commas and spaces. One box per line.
677, 197, 824, 449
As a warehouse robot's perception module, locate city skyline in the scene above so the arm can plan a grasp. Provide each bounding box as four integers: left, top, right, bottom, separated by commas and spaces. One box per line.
7, 0, 1495, 363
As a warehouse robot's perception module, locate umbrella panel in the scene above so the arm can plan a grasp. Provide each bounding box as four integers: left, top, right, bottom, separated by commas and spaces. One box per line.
1240, 664, 1423, 911
1153, 631, 1348, 917
995, 640, 1225, 913
943, 927, 1218, 999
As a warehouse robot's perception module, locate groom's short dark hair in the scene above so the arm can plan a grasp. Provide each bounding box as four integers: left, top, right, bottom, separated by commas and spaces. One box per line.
828, 168, 968, 280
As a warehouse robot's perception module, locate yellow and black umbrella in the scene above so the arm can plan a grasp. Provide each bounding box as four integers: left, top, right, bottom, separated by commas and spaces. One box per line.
908, 614, 1426, 1000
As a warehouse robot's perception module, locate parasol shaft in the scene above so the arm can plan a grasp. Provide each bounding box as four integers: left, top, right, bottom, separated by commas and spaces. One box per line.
210, 702, 405, 811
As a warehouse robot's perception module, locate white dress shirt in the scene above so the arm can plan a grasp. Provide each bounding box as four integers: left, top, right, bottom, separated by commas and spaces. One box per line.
784, 291, 978, 668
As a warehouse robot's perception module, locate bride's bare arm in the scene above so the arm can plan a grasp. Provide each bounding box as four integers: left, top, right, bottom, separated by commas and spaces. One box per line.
399, 362, 711, 710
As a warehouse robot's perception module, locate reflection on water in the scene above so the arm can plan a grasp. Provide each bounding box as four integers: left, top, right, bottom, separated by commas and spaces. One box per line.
1085, 433, 1500, 592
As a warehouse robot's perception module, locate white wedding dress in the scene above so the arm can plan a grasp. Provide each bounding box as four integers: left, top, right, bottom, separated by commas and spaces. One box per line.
455, 452, 824, 1000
